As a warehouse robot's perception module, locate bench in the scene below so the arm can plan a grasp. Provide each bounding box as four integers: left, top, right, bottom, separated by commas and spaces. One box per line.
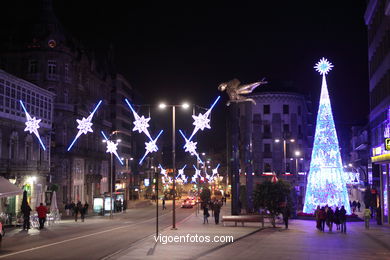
222, 215, 270, 228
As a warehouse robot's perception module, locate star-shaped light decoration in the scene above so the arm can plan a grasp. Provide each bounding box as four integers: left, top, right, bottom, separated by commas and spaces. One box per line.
314, 57, 333, 75
68, 100, 102, 151
159, 164, 168, 178
100, 131, 124, 165
176, 165, 187, 180
211, 164, 220, 179
20, 100, 46, 150
125, 99, 152, 140
188, 96, 220, 141
139, 130, 163, 164
192, 165, 202, 183
179, 130, 203, 164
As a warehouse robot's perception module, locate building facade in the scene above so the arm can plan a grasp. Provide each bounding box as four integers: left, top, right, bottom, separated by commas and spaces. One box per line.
365, 0, 390, 224
0, 69, 54, 217
238, 92, 314, 211
0, 0, 136, 212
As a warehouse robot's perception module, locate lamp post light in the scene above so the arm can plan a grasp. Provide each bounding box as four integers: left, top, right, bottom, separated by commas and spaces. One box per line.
102, 130, 123, 219
274, 138, 295, 174
294, 150, 301, 174
159, 101, 190, 230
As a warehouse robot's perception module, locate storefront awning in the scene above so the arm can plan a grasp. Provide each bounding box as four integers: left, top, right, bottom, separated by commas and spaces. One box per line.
0, 177, 22, 198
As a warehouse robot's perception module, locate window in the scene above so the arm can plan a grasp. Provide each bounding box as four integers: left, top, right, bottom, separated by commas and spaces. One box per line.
298, 125, 302, 135
48, 60, 56, 74
283, 124, 290, 133
298, 106, 301, 115
47, 60, 57, 80
64, 63, 71, 82
283, 104, 289, 114
264, 124, 270, 133
263, 104, 270, 114
264, 143, 271, 153
9, 132, 18, 159
264, 163, 271, 172
28, 60, 38, 74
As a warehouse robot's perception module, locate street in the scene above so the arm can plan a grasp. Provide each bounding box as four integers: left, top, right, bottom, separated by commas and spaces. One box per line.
0, 203, 193, 260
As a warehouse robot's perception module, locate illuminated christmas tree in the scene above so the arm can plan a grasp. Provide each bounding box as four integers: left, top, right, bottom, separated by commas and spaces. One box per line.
303, 58, 351, 214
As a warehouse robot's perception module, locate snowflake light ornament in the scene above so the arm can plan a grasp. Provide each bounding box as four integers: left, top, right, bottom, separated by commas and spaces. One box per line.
189, 96, 220, 140
211, 164, 220, 179
159, 164, 168, 178
314, 57, 333, 75
20, 100, 46, 150
100, 131, 124, 165
68, 100, 102, 151
139, 130, 163, 164
176, 165, 187, 180
125, 99, 152, 140
179, 130, 203, 164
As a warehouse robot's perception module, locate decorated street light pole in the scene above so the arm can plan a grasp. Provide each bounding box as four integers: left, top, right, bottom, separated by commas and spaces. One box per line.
101, 131, 124, 218
159, 102, 190, 230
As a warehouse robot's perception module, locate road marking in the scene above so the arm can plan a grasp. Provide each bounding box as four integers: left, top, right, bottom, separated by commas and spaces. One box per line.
0, 211, 174, 259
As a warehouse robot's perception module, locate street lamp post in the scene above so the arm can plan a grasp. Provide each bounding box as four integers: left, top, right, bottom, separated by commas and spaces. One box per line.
275, 138, 295, 174
159, 102, 189, 230
294, 150, 301, 174
102, 131, 122, 219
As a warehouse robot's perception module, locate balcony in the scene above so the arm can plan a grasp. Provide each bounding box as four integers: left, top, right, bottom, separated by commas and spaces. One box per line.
0, 159, 50, 174
263, 152, 273, 158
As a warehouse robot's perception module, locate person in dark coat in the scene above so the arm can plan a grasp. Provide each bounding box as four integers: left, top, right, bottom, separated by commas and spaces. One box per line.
203, 204, 210, 224
334, 207, 341, 230
70, 201, 75, 216
339, 205, 347, 233
213, 201, 221, 224
84, 202, 89, 215
21, 203, 32, 230
162, 197, 166, 210
314, 206, 321, 230
36, 203, 47, 230
357, 201, 361, 212
75, 201, 82, 222
376, 206, 382, 225
319, 207, 326, 232
80, 203, 87, 222
281, 206, 290, 229
326, 207, 334, 232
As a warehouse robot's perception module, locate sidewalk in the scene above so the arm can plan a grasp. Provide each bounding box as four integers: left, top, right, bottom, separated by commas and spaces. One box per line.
108, 202, 273, 260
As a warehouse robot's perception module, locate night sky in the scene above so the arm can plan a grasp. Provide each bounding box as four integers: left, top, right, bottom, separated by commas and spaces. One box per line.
4, 1, 370, 157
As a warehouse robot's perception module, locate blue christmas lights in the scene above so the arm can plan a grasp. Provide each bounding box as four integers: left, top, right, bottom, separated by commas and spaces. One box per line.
303, 58, 351, 214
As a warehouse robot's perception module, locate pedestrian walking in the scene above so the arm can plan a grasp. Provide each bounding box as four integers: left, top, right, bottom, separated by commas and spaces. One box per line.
65, 203, 70, 216
315, 206, 321, 230
282, 206, 290, 229
36, 203, 47, 230
203, 204, 210, 224
319, 207, 326, 231
214, 200, 221, 225
70, 201, 75, 216
21, 202, 32, 230
357, 201, 361, 212
334, 207, 341, 230
376, 206, 382, 225
80, 203, 87, 222
326, 207, 334, 232
340, 205, 347, 233
84, 202, 89, 215
364, 207, 371, 229
352, 201, 357, 213
75, 201, 82, 222
162, 197, 166, 210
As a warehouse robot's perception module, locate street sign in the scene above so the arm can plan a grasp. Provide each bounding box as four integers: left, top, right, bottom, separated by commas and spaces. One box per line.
386, 138, 390, 151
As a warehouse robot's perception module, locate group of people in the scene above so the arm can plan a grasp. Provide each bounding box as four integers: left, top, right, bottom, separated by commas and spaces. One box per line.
21, 202, 48, 230
315, 205, 347, 233
65, 201, 89, 222
203, 199, 223, 225
350, 200, 361, 213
